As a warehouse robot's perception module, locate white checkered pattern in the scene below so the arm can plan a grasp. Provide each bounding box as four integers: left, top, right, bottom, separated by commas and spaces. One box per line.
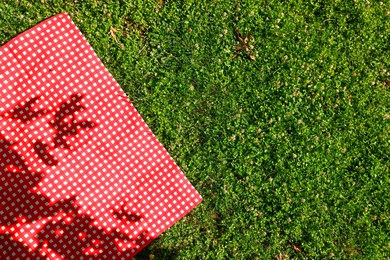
0, 13, 202, 259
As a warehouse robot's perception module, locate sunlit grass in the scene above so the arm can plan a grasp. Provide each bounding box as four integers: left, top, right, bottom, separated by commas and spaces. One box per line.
1, 0, 390, 258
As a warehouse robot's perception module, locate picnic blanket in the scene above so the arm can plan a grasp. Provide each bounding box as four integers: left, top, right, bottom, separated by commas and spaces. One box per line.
0, 13, 202, 259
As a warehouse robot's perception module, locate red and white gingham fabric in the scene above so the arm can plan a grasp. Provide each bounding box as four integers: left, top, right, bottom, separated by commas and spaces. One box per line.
0, 13, 202, 259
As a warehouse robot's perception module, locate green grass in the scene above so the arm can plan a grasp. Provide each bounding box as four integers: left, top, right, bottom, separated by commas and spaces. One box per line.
1, 0, 390, 259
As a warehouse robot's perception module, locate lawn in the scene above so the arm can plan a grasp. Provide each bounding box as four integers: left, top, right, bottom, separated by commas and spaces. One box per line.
1, 0, 390, 259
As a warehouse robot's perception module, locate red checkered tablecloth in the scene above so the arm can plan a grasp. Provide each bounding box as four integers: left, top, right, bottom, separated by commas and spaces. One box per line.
0, 13, 202, 259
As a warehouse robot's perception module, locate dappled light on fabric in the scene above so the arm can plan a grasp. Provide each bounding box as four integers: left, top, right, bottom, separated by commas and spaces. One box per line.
0, 95, 147, 258
0, 13, 202, 259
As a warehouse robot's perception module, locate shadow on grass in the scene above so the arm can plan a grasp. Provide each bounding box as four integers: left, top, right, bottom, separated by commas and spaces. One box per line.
135, 242, 180, 260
